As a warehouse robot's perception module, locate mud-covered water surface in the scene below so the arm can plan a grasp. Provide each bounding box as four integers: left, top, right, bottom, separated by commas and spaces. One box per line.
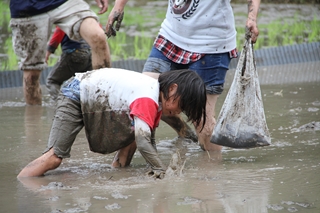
0, 74, 320, 212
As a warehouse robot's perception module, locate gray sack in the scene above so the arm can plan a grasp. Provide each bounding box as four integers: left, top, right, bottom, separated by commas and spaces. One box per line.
211, 36, 271, 148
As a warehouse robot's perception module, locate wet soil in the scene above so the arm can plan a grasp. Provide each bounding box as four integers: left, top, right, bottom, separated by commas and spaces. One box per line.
1, 74, 319, 212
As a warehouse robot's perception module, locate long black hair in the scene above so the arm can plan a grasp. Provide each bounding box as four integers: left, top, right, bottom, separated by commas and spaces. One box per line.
158, 69, 207, 131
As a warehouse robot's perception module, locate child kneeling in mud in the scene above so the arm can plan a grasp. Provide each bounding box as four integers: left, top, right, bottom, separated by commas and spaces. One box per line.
17, 68, 207, 179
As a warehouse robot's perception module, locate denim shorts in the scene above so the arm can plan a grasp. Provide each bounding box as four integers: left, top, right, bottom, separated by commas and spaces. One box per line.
143, 47, 232, 94
60, 77, 81, 102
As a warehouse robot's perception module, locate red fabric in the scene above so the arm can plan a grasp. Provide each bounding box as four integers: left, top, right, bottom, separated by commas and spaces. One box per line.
130, 97, 162, 130
229, 48, 238, 58
48, 26, 66, 51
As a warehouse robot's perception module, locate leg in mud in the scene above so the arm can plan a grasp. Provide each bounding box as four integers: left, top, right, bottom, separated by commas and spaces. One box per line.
79, 18, 111, 69
17, 148, 62, 178
161, 114, 198, 142
23, 70, 42, 105
194, 94, 222, 151
112, 141, 137, 167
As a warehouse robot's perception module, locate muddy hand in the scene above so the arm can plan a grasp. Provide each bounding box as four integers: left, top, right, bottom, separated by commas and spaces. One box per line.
106, 11, 124, 38
245, 22, 259, 43
146, 169, 165, 179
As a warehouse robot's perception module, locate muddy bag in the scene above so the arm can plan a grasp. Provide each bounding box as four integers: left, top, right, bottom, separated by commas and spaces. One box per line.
211, 37, 271, 148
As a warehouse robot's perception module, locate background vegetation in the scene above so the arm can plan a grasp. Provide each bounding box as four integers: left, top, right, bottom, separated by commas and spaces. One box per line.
0, 0, 319, 71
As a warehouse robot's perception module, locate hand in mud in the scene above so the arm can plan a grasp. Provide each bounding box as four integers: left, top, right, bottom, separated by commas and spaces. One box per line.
106, 10, 124, 38
146, 169, 165, 179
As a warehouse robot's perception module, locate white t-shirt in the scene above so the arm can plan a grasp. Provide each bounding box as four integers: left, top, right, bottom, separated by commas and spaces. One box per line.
159, 0, 237, 53
74, 68, 162, 154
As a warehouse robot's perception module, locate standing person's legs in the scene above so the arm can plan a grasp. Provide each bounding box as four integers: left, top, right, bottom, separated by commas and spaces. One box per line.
194, 94, 221, 151
10, 14, 52, 105
23, 70, 42, 105
189, 53, 231, 151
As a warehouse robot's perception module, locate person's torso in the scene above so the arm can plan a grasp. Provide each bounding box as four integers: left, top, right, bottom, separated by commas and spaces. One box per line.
10, 0, 67, 18
75, 68, 159, 114
73, 68, 161, 153
159, 0, 237, 53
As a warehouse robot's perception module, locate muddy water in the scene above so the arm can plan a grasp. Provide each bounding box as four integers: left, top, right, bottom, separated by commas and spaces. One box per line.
0, 67, 320, 212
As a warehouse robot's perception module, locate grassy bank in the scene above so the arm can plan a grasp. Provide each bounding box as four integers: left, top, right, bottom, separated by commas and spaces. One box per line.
0, 2, 319, 71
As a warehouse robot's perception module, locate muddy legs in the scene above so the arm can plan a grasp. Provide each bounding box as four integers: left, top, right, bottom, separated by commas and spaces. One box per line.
112, 142, 137, 167
195, 94, 222, 151
23, 70, 42, 105
17, 148, 62, 177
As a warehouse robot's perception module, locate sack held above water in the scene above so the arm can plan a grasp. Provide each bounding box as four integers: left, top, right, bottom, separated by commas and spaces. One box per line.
211, 32, 271, 148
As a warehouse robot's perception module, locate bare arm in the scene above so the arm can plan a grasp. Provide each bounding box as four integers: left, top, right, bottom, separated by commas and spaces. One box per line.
246, 0, 260, 43
105, 0, 129, 37
134, 116, 166, 179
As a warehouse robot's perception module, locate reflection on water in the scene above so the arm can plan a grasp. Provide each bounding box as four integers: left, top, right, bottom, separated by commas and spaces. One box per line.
0, 72, 319, 212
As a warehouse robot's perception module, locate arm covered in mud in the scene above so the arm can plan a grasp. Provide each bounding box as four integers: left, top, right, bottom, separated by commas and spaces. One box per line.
246, 0, 260, 43
134, 116, 166, 179
105, 0, 129, 38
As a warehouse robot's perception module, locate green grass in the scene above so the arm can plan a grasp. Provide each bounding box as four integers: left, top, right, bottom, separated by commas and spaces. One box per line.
252, 16, 320, 49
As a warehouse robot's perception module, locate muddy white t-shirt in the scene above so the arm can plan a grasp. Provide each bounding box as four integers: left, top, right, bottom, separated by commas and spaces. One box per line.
74, 68, 162, 153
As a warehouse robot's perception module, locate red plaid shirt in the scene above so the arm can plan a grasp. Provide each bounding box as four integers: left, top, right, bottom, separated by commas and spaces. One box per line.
154, 35, 237, 64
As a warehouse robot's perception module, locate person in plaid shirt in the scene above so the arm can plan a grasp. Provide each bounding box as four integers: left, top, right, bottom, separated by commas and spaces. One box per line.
107, 0, 261, 152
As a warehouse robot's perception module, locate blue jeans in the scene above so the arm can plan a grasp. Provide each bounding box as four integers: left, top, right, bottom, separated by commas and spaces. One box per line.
143, 47, 232, 94
60, 77, 81, 101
